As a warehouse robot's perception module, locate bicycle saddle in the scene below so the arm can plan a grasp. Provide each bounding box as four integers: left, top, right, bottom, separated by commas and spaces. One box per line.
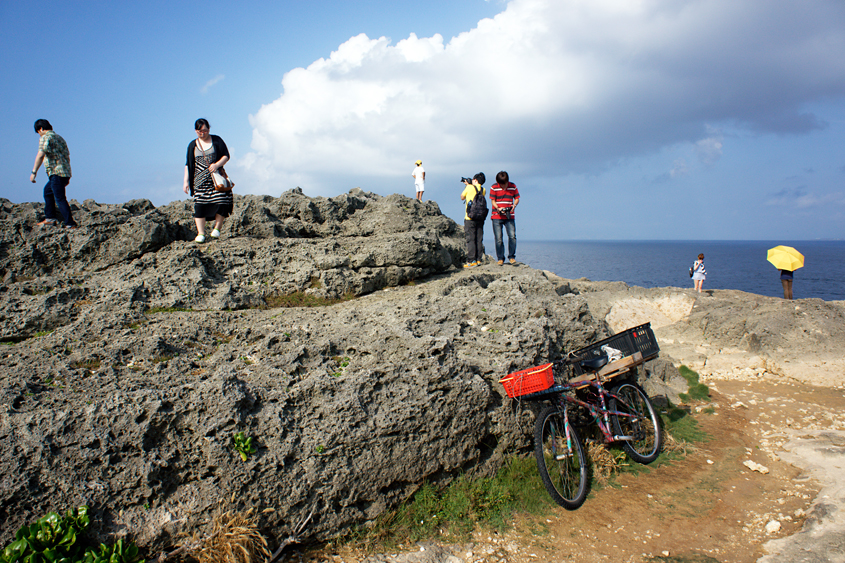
579, 356, 609, 372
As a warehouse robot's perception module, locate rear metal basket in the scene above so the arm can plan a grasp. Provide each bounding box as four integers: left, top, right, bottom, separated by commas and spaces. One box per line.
570, 323, 659, 376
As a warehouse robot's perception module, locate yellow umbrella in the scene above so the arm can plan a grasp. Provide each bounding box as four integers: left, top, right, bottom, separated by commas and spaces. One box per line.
767, 245, 804, 271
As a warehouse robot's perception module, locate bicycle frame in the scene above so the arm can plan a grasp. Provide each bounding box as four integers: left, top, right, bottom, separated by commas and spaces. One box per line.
548, 371, 643, 444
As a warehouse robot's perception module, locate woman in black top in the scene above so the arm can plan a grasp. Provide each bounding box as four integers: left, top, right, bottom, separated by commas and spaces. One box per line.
182, 118, 232, 243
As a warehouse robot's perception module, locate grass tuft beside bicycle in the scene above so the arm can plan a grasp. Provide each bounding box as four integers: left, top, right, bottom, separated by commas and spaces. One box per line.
499, 322, 664, 509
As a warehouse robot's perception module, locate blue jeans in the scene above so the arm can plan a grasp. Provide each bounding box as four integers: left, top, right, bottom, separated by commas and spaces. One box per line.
44, 175, 76, 226
492, 219, 516, 261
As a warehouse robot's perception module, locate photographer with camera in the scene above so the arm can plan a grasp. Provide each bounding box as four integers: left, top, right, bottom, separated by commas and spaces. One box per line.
489, 171, 520, 265
460, 172, 486, 268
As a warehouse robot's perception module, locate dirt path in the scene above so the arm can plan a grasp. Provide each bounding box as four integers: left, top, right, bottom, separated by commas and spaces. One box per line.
301, 378, 845, 563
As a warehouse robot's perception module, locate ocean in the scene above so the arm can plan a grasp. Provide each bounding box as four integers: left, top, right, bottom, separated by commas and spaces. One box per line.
515, 240, 845, 302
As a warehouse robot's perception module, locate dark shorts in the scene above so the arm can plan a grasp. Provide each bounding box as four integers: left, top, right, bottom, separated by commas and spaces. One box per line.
216, 203, 233, 218
194, 202, 233, 219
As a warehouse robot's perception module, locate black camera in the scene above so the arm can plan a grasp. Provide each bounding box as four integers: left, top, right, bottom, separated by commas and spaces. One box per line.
462, 172, 486, 185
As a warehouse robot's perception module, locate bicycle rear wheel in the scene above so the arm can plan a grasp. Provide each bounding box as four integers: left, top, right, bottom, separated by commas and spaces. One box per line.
609, 382, 663, 464
534, 406, 589, 509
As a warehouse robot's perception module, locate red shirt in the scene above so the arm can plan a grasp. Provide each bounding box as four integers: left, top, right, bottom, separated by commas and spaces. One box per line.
489, 182, 520, 220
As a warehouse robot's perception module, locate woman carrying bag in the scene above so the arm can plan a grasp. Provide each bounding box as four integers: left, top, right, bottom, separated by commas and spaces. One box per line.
691, 253, 706, 293
183, 118, 233, 243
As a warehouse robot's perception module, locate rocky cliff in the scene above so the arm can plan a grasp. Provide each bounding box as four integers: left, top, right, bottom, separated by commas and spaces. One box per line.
0, 190, 657, 550
5, 189, 836, 554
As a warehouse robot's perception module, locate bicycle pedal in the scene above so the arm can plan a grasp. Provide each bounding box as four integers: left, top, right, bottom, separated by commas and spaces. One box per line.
613, 435, 634, 441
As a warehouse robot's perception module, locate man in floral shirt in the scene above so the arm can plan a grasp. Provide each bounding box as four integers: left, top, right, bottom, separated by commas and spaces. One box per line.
30, 119, 77, 228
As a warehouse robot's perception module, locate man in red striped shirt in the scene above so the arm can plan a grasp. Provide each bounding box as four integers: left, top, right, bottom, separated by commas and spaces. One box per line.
489, 171, 520, 265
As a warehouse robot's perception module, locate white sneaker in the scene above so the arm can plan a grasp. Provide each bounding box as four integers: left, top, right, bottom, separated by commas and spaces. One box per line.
210, 229, 221, 238
195, 234, 206, 243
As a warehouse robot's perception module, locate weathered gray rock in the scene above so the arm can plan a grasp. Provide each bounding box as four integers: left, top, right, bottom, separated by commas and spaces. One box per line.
0, 190, 681, 552
561, 277, 845, 388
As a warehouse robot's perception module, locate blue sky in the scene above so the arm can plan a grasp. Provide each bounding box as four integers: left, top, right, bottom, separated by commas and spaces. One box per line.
2, 0, 844, 240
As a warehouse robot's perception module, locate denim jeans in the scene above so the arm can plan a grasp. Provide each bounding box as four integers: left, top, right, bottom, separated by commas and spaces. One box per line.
492, 219, 516, 261
44, 175, 76, 226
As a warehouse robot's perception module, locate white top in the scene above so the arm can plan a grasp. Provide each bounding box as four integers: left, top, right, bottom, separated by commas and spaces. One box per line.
412, 165, 425, 186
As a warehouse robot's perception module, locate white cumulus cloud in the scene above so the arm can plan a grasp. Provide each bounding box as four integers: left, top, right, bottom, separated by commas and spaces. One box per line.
242, 0, 845, 194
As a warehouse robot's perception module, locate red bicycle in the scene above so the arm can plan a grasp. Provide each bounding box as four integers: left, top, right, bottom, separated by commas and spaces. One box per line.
501, 324, 663, 509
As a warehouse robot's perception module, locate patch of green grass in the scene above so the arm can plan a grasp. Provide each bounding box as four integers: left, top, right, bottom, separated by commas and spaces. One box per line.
146, 306, 192, 314
348, 454, 552, 550
663, 404, 710, 444
71, 359, 101, 371
151, 353, 176, 364
264, 291, 355, 308
331, 356, 351, 376
34, 330, 54, 338
678, 365, 710, 402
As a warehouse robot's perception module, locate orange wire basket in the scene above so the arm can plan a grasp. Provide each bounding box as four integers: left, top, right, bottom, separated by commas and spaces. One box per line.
499, 363, 554, 398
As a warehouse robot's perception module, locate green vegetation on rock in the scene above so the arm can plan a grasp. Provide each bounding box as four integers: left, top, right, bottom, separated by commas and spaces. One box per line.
678, 365, 710, 402
1, 506, 143, 563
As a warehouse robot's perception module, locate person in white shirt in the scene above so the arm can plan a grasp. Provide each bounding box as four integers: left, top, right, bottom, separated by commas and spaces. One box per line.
412, 160, 425, 201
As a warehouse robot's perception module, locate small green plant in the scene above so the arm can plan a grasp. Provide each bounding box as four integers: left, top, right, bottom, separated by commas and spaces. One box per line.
83, 539, 143, 563
331, 356, 351, 376
315, 444, 325, 455
677, 365, 710, 402
34, 330, 54, 338
233, 432, 257, 461
1, 506, 90, 563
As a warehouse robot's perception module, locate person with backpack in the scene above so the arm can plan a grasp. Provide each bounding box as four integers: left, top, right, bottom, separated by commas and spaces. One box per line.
460, 172, 487, 268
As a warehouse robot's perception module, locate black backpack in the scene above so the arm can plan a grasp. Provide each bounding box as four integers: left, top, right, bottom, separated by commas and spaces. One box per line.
467, 187, 488, 221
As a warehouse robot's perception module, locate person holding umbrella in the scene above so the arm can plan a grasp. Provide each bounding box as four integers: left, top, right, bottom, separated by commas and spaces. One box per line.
780, 269, 794, 300
767, 245, 804, 300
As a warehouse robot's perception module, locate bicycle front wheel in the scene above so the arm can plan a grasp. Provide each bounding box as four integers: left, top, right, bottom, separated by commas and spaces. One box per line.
533, 406, 588, 509
609, 382, 663, 464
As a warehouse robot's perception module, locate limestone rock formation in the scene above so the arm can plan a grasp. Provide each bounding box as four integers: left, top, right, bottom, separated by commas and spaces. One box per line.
0, 190, 636, 550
